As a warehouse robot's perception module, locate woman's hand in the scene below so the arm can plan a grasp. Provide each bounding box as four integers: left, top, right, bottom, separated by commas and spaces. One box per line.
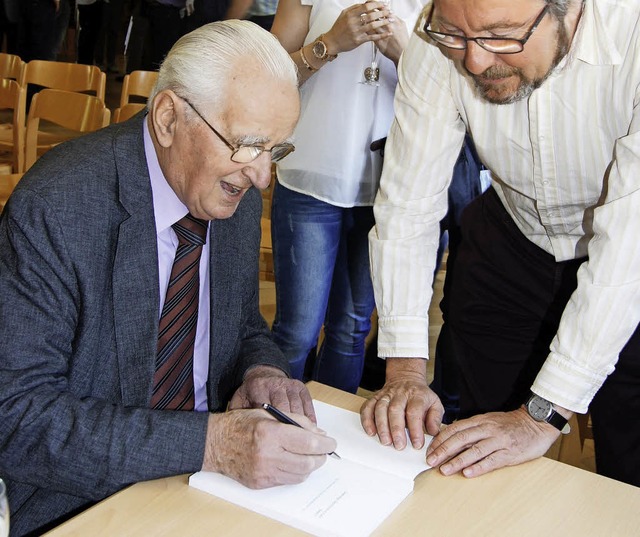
324, 1, 395, 55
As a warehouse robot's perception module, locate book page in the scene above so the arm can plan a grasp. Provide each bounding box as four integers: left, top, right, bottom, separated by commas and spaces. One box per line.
313, 399, 432, 480
189, 400, 431, 537
190, 457, 412, 537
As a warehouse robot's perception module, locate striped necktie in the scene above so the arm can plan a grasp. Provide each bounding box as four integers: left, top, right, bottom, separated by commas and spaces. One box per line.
151, 213, 208, 410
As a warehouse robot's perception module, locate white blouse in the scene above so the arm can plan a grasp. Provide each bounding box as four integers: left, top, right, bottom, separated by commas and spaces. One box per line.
276, 0, 425, 207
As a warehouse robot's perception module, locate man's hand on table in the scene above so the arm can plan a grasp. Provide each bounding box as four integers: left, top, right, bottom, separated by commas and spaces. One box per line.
425, 406, 569, 478
360, 358, 444, 449
228, 365, 316, 421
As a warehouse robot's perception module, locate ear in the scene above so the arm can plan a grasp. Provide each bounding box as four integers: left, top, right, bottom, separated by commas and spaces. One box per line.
150, 90, 180, 148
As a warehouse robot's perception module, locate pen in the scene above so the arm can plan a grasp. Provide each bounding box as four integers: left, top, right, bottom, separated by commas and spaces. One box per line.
262, 403, 341, 460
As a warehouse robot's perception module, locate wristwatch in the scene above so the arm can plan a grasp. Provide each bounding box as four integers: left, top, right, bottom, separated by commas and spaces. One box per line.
525, 393, 571, 434
311, 34, 338, 62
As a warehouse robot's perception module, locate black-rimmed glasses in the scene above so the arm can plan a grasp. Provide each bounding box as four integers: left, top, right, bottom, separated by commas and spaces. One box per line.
180, 97, 295, 163
423, 4, 549, 54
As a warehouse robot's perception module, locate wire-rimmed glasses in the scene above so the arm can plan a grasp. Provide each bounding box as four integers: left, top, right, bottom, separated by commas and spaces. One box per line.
180, 96, 295, 163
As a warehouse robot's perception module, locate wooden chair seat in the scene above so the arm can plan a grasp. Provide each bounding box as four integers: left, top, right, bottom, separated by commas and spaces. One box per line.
112, 103, 147, 123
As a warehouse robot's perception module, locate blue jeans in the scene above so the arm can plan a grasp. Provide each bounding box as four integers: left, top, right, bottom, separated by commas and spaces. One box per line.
270, 182, 376, 393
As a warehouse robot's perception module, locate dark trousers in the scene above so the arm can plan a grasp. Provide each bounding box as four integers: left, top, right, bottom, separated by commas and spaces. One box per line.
144, 2, 184, 70
78, 2, 104, 65
442, 187, 640, 487
0, 1, 19, 54
19, 0, 58, 61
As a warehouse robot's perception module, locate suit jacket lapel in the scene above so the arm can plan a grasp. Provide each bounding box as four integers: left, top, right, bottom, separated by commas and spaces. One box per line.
111, 115, 161, 406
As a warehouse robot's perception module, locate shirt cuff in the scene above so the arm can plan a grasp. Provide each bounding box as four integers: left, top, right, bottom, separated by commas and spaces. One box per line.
531, 352, 609, 413
376, 316, 430, 359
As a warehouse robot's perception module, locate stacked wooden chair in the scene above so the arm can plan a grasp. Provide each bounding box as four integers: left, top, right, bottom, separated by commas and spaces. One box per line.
0, 56, 110, 211
112, 70, 157, 123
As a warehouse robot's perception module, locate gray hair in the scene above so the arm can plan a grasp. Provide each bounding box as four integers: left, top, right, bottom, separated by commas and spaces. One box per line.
147, 20, 298, 110
544, 0, 582, 19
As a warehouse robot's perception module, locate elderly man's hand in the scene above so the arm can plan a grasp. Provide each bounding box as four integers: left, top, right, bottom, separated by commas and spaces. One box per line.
229, 365, 316, 422
360, 358, 444, 449
202, 409, 337, 488
425, 407, 563, 478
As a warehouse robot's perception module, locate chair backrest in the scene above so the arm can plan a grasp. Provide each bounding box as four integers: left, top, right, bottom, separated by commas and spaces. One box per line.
113, 103, 147, 123
120, 70, 158, 107
0, 53, 25, 81
0, 79, 26, 173
19, 60, 106, 102
25, 89, 111, 169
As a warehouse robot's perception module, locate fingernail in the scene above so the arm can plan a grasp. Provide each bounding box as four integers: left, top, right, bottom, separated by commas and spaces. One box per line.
441, 463, 452, 475
427, 454, 437, 466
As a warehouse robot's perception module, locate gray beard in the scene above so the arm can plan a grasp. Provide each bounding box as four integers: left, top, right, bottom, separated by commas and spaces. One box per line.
472, 20, 570, 105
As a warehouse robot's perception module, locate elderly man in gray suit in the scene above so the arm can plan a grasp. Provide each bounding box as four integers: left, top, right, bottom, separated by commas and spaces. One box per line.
0, 20, 336, 537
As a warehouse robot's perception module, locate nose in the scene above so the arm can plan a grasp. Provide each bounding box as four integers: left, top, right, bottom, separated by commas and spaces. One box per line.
463, 41, 497, 76
246, 151, 273, 190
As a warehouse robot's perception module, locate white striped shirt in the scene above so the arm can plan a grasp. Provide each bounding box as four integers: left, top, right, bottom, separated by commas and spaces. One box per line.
369, 0, 640, 413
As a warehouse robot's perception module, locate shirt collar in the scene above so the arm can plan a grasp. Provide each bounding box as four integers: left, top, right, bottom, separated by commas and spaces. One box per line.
568, 0, 622, 66
143, 118, 188, 235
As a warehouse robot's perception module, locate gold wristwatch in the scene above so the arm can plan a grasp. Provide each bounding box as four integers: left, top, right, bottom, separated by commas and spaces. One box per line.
311, 34, 338, 62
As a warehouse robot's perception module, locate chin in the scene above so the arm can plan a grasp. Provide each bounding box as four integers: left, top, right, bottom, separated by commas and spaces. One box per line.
476, 78, 536, 105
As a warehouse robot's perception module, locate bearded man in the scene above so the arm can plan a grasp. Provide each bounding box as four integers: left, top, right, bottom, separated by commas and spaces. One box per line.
361, 0, 640, 488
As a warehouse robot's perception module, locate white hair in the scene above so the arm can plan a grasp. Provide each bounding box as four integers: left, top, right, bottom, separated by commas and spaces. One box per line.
147, 20, 298, 110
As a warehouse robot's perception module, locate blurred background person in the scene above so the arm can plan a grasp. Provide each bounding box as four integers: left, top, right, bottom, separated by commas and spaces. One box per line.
77, 0, 104, 65
269, 0, 423, 393
225, 0, 277, 31
19, 0, 62, 61
0, 0, 20, 54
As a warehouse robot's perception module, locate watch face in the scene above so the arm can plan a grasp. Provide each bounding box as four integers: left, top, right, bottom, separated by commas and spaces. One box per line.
312, 40, 327, 59
527, 396, 552, 421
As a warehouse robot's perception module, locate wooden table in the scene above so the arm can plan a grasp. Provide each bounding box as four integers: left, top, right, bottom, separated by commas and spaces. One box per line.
44, 382, 640, 536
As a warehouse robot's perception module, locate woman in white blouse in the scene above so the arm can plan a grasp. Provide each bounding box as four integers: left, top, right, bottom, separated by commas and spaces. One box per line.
270, 0, 423, 392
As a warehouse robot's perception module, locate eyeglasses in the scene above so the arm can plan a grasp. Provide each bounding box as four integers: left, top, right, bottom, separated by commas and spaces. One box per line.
180, 97, 295, 163
423, 4, 549, 54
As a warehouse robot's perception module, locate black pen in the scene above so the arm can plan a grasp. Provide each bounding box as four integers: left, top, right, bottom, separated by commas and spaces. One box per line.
262, 403, 341, 460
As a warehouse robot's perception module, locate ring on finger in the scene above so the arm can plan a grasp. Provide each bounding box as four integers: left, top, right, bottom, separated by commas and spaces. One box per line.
379, 396, 391, 404
360, 13, 367, 25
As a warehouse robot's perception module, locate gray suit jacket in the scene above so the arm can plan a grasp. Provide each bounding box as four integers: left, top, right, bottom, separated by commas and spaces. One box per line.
0, 114, 287, 536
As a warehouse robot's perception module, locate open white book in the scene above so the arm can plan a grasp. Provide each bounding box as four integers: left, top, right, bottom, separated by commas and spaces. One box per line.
189, 400, 432, 537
